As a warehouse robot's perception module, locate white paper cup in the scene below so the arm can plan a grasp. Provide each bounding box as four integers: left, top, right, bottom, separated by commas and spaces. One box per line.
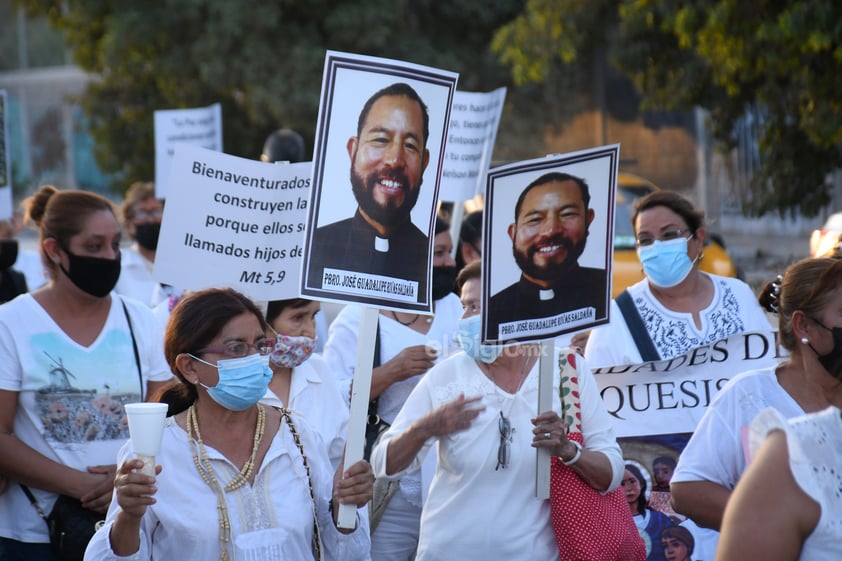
125, 403, 168, 476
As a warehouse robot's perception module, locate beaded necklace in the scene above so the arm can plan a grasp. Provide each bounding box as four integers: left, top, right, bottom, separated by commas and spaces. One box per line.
187, 404, 324, 561
187, 403, 266, 561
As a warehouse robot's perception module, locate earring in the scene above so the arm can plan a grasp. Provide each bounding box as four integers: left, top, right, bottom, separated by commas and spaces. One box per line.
801, 337, 809, 345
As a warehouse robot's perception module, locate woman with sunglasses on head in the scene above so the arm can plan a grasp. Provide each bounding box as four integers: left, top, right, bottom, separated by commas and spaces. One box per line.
370, 261, 624, 560
586, 191, 770, 368
0, 185, 172, 560
84, 288, 373, 560
261, 298, 348, 470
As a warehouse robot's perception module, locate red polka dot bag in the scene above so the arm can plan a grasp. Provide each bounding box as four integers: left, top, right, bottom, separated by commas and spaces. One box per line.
551, 350, 645, 561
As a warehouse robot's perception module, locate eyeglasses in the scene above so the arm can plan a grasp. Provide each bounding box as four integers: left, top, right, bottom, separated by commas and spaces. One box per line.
134, 209, 163, 220
194, 338, 276, 358
496, 411, 514, 471
635, 229, 693, 248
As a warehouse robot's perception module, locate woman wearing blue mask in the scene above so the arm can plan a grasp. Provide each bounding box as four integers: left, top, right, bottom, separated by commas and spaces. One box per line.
585, 191, 770, 368
84, 288, 373, 561
369, 260, 624, 561
261, 298, 348, 471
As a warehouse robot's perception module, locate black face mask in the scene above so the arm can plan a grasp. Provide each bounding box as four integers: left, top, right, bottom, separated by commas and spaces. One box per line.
809, 319, 842, 379
0, 240, 18, 271
134, 222, 161, 252
432, 266, 458, 300
59, 247, 122, 298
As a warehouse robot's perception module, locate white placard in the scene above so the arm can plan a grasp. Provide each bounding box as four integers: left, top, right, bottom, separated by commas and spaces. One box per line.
0, 90, 11, 220
300, 50, 458, 312
439, 88, 506, 202
593, 330, 783, 436
153, 144, 310, 301
154, 103, 223, 199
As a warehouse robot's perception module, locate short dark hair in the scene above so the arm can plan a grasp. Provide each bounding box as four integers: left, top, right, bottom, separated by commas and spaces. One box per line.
261, 128, 306, 163
456, 259, 481, 291
632, 191, 703, 235
661, 526, 694, 555
266, 298, 312, 325
357, 82, 429, 146
514, 172, 590, 222
653, 456, 676, 469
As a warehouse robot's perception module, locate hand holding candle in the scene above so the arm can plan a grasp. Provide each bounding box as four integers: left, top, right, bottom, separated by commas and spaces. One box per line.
125, 403, 168, 477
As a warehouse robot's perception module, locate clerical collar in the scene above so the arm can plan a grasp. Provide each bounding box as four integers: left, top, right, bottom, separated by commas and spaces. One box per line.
539, 288, 555, 301
374, 237, 389, 252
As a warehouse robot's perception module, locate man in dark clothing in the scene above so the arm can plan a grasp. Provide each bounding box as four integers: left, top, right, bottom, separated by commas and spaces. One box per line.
488, 172, 608, 339
307, 82, 431, 303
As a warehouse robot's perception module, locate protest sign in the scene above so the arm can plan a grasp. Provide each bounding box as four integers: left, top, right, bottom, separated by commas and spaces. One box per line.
0, 91, 11, 220
482, 145, 619, 344
439, 87, 506, 203
593, 329, 783, 527
154, 144, 310, 301
301, 50, 459, 313
154, 103, 223, 199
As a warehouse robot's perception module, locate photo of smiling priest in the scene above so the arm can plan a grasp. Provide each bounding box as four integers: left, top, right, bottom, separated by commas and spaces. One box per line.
483, 146, 619, 344
301, 52, 458, 312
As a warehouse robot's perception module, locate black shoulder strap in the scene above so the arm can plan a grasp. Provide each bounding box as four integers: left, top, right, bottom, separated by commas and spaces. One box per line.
616, 289, 660, 362
120, 297, 145, 401
19, 484, 47, 519
368, 319, 382, 416
9, 270, 27, 296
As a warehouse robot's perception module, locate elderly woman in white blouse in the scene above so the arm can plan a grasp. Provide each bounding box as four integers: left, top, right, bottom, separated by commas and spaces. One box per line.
370, 261, 623, 561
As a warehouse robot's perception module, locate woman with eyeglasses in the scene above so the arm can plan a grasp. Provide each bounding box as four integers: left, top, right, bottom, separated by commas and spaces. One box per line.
84, 288, 373, 561
585, 190, 770, 368
0, 185, 172, 560
370, 261, 623, 560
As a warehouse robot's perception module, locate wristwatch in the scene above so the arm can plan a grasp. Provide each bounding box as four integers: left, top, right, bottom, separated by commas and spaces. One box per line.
561, 441, 583, 466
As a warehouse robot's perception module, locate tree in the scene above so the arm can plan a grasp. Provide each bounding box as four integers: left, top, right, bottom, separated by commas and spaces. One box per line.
18, 0, 524, 193
492, 0, 842, 217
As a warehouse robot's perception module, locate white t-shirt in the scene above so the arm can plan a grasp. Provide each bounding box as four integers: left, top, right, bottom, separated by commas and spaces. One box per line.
84, 410, 370, 561
670, 366, 804, 561
749, 406, 842, 561
586, 274, 772, 368
0, 293, 172, 542
113, 245, 159, 307
261, 354, 349, 471
370, 350, 623, 561
673, 366, 804, 488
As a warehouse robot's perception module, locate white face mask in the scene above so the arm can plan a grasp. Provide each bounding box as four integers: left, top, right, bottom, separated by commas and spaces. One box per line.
637, 236, 697, 288
456, 315, 502, 363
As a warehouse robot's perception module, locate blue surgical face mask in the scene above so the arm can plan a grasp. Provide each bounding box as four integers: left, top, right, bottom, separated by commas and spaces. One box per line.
456, 315, 502, 364
637, 236, 697, 288
190, 353, 272, 411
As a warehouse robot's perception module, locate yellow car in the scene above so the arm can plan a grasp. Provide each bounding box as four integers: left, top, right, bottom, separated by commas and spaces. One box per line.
612, 173, 739, 297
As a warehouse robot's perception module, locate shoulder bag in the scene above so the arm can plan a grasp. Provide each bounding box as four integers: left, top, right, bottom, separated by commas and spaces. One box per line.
550, 349, 646, 561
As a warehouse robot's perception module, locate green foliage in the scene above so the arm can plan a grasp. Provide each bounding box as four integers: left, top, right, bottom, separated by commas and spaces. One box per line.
493, 0, 842, 217
18, 0, 523, 193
